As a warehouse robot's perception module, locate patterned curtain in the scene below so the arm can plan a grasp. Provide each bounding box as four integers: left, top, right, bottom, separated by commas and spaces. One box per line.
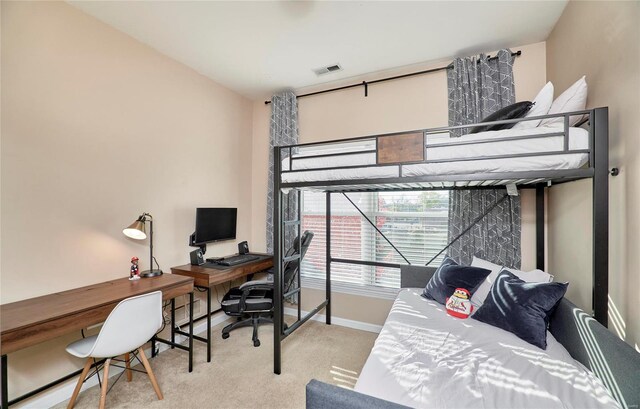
446, 49, 521, 268
447, 49, 516, 138
266, 91, 299, 254
448, 190, 521, 268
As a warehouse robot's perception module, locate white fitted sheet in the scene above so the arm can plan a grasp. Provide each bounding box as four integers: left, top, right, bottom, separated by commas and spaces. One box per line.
354, 289, 619, 409
281, 126, 589, 184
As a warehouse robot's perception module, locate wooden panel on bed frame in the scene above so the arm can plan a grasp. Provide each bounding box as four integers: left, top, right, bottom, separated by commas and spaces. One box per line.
377, 132, 424, 164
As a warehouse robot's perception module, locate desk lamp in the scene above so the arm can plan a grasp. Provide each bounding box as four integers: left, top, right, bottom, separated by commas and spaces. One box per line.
123, 213, 163, 277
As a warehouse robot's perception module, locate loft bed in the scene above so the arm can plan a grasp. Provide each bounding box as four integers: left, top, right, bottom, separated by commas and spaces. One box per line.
271, 107, 638, 407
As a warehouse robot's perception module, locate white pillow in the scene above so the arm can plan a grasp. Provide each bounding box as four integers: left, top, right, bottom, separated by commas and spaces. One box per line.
470, 257, 503, 308
540, 76, 588, 127
513, 82, 554, 129
505, 267, 554, 283
470, 259, 554, 309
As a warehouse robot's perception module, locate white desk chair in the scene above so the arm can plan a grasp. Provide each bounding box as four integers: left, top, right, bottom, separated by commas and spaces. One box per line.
66, 291, 164, 409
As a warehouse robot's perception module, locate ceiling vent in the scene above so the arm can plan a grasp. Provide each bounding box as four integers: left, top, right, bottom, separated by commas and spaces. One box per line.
313, 64, 342, 76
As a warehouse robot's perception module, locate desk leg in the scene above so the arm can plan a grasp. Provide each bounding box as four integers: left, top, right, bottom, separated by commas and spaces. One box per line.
207, 287, 211, 363
171, 298, 176, 349
1, 355, 8, 409
189, 292, 194, 373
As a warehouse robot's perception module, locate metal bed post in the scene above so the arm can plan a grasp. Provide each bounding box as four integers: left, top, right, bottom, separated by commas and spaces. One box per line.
326, 191, 331, 325
273, 146, 283, 375
297, 189, 302, 321
536, 184, 545, 270
592, 107, 609, 327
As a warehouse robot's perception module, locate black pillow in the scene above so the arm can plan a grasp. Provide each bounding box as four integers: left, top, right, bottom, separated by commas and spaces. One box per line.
422, 256, 491, 305
472, 269, 568, 349
469, 101, 533, 134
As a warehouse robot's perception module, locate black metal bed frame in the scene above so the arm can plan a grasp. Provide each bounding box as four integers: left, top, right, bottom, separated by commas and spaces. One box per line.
272, 107, 612, 374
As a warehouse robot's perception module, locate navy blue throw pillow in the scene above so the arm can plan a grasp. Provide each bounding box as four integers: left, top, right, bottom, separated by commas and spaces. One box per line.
422, 257, 491, 305
472, 269, 568, 349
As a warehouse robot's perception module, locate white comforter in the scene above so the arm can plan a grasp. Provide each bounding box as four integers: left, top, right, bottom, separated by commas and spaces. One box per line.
354, 289, 619, 409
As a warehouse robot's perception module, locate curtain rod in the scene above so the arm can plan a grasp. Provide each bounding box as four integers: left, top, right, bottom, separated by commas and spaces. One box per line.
264, 50, 521, 105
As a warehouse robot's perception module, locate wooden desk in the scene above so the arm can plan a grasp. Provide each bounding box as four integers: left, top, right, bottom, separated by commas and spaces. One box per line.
0, 274, 194, 408
171, 253, 273, 362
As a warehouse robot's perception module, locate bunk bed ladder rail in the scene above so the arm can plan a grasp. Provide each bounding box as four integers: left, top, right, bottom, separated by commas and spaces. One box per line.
273, 146, 284, 375
273, 147, 331, 375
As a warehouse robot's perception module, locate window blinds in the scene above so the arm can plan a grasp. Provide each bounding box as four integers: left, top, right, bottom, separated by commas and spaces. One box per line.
301, 191, 449, 289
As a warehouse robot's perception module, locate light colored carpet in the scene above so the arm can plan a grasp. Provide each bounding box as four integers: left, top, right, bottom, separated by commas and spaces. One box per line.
55, 317, 377, 409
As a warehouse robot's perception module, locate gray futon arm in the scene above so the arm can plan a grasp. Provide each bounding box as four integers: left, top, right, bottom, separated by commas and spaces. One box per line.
549, 298, 640, 408
306, 379, 409, 409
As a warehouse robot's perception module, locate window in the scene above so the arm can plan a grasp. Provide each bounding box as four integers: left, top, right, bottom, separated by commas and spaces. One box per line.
301, 190, 449, 289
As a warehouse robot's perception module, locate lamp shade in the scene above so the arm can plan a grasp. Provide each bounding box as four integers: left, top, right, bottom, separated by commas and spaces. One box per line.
123, 219, 147, 240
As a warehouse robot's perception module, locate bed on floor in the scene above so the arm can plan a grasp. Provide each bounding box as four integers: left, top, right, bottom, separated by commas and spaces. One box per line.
354, 289, 627, 408
307, 282, 640, 409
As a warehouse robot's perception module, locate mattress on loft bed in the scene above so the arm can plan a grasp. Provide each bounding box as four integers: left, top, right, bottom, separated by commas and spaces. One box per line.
353, 289, 619, 409
281, 126, 589, 184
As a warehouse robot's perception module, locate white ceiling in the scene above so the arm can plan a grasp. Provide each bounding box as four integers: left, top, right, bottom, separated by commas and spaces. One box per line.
69, 1, 567, 101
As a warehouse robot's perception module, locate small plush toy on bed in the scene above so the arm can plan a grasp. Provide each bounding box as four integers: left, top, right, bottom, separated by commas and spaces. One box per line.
445, 288, 473, 318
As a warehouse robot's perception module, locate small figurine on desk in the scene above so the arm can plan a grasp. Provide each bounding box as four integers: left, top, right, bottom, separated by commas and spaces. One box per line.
129, 256, 140, 281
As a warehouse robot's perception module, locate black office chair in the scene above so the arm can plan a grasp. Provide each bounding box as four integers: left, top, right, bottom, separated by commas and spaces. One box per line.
221, 231, 314, 347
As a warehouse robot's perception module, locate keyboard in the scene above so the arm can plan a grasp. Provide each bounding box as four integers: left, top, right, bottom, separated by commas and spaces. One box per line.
217, 254, 260, 266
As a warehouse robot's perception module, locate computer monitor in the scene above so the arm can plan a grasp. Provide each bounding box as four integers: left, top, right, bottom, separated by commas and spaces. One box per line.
192, 208, 237, 245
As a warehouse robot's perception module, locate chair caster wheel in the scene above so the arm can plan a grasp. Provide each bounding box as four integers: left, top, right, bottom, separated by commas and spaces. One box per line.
222, 333, 230, 339
253, 340, 260, 347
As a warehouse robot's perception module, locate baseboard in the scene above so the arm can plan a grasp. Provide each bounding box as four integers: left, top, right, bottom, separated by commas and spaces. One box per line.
17, 312, 232, 409
283, 307, 382, 334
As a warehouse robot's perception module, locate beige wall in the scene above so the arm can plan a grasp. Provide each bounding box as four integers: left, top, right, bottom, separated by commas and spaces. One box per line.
9, 0, 635, 401
546, 1, 639, 349
1, 1, 253, 400
252, 42, 547, 325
